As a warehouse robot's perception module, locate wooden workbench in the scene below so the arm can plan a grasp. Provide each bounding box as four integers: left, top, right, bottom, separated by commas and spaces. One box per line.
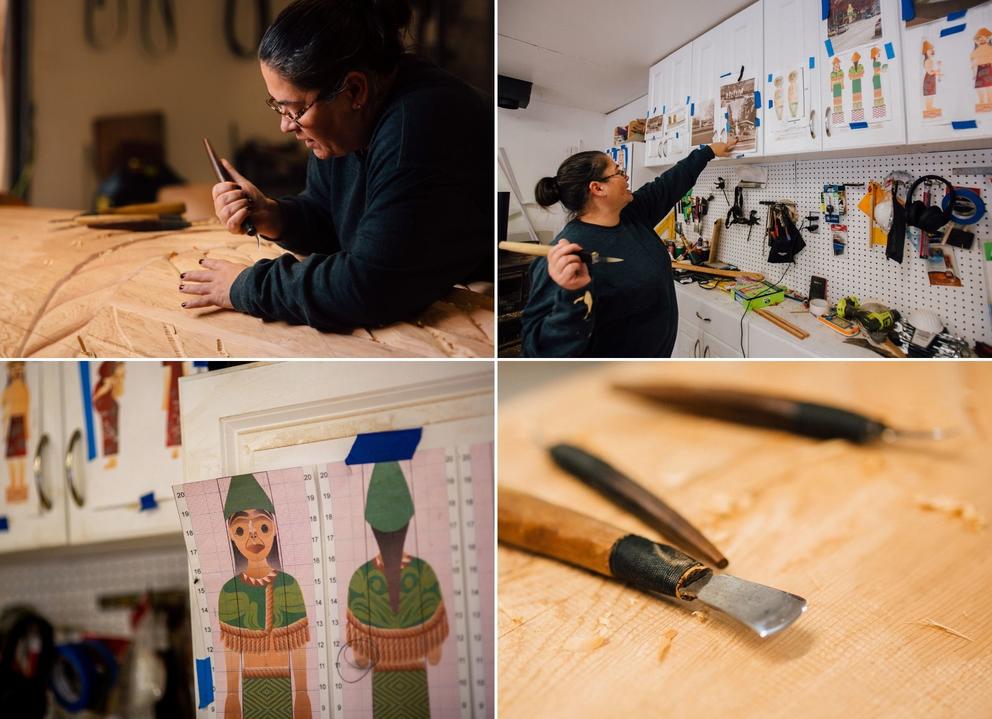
498, 362, 992, 718
0, 208, 493, 358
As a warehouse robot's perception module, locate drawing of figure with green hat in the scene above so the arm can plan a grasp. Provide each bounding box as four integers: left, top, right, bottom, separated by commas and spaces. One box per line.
217, 473, 311, 719
347, 462, 449, 718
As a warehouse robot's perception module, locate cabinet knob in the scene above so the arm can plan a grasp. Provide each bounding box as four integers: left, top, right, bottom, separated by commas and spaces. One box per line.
33, 434, 53, 512
809, 109, 817, 140
703, 345, 711, 358
65, 429, 86, 508
693, 339, 700, 358
695, 311, 711, 323
824, 113, 831, 138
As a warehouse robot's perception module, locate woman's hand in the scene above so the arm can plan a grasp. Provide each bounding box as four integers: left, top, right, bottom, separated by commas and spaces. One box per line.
179, 258, 248, 311
547, 239, 591, 291
709, 137, 740, 157
211, 159, 284, 238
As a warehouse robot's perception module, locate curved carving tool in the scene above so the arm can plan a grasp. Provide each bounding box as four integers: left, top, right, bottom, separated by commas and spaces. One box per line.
499, 487, 806, 637
204, 137, 258, 247
498, 240, 623, 265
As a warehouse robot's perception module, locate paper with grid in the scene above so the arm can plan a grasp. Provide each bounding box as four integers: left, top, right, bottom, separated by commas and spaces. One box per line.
175, 468, 325, 718
177, 441, 493, 718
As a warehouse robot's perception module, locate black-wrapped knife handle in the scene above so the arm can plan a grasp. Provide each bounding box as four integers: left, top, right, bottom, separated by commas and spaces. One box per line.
610, 535, 710, 599
550, 443, 651, 517
794, 402, 886, 443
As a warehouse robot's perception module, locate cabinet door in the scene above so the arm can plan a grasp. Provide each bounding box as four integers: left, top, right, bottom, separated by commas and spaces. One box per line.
61, 361, 196, 544
715, 0, 765, 157
902, 2, 992, 143
747, 319, 822, 357
0, 363, 67, 552
764, 0, 823, 155
690, 27, 722, 155
645, 57, 670, 167
821, 0, 907, 149
178, 362, 493, 719
664, 44, 695, 164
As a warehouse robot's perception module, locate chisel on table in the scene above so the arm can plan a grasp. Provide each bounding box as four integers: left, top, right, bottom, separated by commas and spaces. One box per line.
614, 383, 955, 444
204, 137, 259, 248
498, 240, 623, 265
499, 487, 806, 637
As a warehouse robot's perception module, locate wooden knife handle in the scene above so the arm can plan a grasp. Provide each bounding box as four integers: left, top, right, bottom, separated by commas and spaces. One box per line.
498, 486, 624, 577
498, 241, 550, 257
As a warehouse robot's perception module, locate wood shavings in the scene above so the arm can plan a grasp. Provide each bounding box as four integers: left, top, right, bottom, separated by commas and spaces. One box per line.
691, 610, 709, 624
919, 618, 973, 642
708, 492, 754, 520
597, 611, 613, 628
914, 495, 987, 531
565, 631, 609, 652
658, 628, 678, 662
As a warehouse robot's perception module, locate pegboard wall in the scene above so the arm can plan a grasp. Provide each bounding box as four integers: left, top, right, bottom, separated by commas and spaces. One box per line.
0, 543, 188, 636
686, 148, 992, 345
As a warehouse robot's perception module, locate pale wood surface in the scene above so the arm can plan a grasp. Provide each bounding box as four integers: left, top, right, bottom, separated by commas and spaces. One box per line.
498, 362, 992, 719
0, 208, 493, 358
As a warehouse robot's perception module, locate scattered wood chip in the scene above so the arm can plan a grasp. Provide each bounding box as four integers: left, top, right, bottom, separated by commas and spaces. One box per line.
691, 610, 709, 624
709, 492, 754, 520
597, 611, 613, 628
658, 628, 678, 662
565, 631, 609, 652
919, 618, 973, 642
914, 495, 987, 531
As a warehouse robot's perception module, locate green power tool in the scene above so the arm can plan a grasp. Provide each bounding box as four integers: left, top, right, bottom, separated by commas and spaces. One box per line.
836, 296, 899, 339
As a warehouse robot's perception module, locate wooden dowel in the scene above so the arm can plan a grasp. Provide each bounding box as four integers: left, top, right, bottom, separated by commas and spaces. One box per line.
754, 307, 809, 339
671, 262, 764, 281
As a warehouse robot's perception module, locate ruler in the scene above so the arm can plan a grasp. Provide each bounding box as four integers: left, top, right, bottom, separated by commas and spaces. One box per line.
314, 464, 345, 718
445, 448, 475, 716
303, 466, 333, 719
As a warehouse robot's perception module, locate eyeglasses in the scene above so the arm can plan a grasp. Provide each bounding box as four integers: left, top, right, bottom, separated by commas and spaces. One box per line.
597, 167, 628, 182
265, 82, 347, 126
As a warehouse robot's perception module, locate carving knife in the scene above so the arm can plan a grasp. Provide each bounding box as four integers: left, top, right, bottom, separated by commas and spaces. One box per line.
204, 137, 259, 247
614, 383, 955, 444
499, 487, 806, 637
498, 240, 623, 265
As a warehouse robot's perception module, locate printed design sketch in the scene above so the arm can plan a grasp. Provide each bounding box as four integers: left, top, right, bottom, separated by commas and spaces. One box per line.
2, 362, 29, 504
849, 52, 866, 122
870, 46, 889, 119
922, 40, 944, 119
92, 361, 125, 469
179, 470, 322, 719
828, 0, 883, 54
718, 78, 756, 152
346, 461, 449, 717
972, 27, 992, 113
162, 361, 184, 458
907, 0, 988, 28
690, 98, 715, 146
831, 57, 846, 124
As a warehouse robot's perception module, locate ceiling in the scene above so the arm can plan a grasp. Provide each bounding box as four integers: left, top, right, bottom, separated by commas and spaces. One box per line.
499, 0, 757, 113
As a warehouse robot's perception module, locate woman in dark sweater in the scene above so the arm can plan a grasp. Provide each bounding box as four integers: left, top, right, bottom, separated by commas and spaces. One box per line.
179, 0, 491, 331
521, 140, 736, 357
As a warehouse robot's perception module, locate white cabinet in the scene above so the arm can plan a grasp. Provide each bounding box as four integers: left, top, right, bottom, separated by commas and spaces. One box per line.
820, 0, 907, 150
60, 361, 195, 544
645, 44, 694, 167
748, 319, 822, 357
714, 0, 765, 158
0, 363, 67, 553
690, 27, 722, 156
902, 1, 992, 144
763, 0, 823, 155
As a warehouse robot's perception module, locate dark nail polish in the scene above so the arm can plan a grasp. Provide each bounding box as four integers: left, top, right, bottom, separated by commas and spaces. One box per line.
199, 259, 204, 265
181, 303, 187, 308
179, 284, 185, 290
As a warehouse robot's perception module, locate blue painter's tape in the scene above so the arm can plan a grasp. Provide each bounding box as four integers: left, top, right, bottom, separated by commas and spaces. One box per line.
676, 132, 680, 139
767, 73, 773, 83
662, 104, 666, 114
885, 42, 895, 60
192, 361, 209, 368
690, 103, 694, 116
139, 492, 158, 511
822, 0, 830, 20
685, 95, 690, 104
809, 56, 816, 69
720, 72, 732, 78
346, 428, 423, 465
0, 517, 8, 532
195, 657, 214, 709
768, 99, 773, 109
653, 106, 657, 114
754, 90, 761, 107
825, 39, 834, 57
943, 186, 985, 225
952, 120, 979, 130
849, 122, 869, 129
902, 0, 915, 22
724, 112, 728, 119
754, 116, 761, 127
940, 23, 966, 37
947, 9, 966, 21
78, 363, 96, 462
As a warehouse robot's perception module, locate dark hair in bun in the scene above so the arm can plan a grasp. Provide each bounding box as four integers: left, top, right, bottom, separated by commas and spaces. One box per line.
259, 0, 412, 91
533, 151, 609, 215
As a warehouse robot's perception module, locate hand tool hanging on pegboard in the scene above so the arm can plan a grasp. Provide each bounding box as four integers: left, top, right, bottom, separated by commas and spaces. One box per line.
84, 0, 128, 51
225, 0, 272, 59
140, 0, 177, 56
